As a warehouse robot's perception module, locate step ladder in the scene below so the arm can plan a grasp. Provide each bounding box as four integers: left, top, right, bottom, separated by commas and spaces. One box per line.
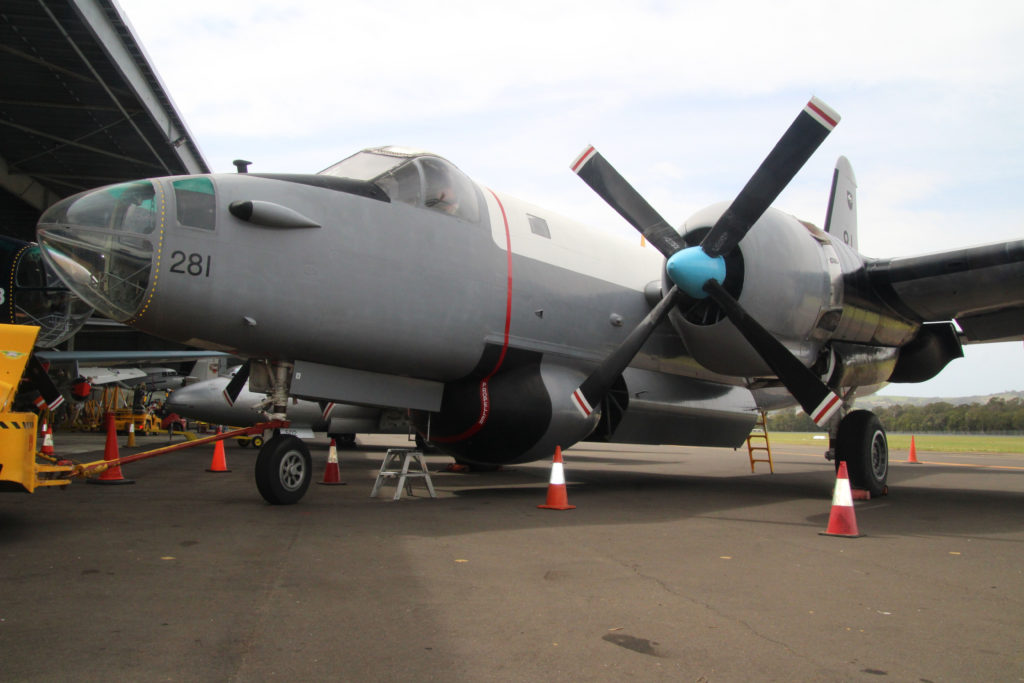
746, 410, 774, 473
370, 448, 437, 500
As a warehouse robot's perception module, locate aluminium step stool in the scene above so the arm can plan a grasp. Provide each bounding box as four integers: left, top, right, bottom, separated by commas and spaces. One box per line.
370, 448, 437, 500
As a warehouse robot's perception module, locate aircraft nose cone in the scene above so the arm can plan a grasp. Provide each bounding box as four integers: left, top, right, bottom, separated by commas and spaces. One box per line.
36, 180, 159, 321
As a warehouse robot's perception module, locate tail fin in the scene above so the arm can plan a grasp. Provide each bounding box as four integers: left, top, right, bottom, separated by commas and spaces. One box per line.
823, 156, 857, 251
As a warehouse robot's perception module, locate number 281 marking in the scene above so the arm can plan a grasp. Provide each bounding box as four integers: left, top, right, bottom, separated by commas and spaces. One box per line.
169, 251, 211, 277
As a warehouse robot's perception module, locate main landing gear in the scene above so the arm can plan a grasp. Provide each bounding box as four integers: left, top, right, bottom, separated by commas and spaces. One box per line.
830, 409, 888, 497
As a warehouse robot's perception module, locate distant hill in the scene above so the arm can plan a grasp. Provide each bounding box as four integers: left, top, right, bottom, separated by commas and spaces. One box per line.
858, 390, 1024, 408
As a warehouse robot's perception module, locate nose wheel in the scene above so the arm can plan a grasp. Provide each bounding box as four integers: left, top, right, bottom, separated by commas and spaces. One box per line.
255, 433, 312, 504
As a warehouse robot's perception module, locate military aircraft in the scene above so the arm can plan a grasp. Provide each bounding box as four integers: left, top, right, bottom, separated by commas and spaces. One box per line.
35, 97, 1024, 504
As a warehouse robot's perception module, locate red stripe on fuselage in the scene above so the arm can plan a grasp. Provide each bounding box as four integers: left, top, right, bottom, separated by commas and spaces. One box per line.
430, 189, 513, 443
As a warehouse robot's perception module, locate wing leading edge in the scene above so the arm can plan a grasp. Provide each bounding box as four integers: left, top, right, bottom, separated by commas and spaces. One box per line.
867, 239, 1024, 342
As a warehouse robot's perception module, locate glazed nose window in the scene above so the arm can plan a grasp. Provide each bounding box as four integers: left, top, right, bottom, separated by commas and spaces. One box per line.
36, 180, 159, 321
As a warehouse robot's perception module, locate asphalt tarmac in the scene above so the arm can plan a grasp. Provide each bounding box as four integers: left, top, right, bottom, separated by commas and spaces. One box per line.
2, 432, 1023, 681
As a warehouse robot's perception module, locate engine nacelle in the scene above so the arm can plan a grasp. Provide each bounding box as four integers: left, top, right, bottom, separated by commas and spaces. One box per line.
667, 203, 840, 378
414, 351, 599, 465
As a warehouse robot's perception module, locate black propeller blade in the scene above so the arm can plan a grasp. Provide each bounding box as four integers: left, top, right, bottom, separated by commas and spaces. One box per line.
701, 97, 840, 258
571, 287, 681, 417
571, 146, 686, 258
25, 355, 65, 412
701, 280, 841, 427
222, 360, 251, 406
571, 97, 845, 427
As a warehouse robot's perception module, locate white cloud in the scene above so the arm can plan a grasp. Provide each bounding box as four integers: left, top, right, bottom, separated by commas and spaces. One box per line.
116, 0, 1024, 397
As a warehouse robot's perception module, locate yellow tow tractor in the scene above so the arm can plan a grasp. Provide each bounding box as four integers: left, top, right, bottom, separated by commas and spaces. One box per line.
0, 324, 285, 493
0, 324, 73, 492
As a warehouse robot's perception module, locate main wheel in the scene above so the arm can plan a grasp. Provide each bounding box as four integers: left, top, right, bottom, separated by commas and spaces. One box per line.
255, 434, 312, 505
836, 410, 888, 497
329, 433, 356, 449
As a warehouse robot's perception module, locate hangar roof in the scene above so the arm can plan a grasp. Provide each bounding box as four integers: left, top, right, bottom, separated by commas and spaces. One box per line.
0, 0, 209, 242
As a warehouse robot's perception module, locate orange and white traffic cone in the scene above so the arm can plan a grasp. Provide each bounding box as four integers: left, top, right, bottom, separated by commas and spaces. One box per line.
206, 427, 231, 473
126, 421, 136, 447
88, 413, 134, 485
907, 435, 920, 464
318, 439, 345, 485
538, 446, 575, 510
821, 461, 860, 537
40, 421, 55, 457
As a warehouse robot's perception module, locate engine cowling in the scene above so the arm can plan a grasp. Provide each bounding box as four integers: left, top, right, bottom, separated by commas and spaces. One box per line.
413, 349, 600, 465
666, 203, 839, 378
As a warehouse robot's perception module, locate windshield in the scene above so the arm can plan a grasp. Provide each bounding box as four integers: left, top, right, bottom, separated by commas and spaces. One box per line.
320, 150, 408, 181
320, 147, 480, 223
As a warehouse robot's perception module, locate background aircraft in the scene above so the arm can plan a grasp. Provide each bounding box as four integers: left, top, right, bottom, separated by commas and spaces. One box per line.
36, 98, 1024, 504
165, 366, 411, 447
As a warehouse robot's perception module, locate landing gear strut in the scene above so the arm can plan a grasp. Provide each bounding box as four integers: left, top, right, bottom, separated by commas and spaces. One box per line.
251, 360, 313, 505
832, 409, 888, 497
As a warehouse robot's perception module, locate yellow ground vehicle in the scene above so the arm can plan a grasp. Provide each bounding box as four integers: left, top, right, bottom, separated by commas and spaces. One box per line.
109, 409, 160, 435
0, 325, 73, 492
0, 324, 284, 492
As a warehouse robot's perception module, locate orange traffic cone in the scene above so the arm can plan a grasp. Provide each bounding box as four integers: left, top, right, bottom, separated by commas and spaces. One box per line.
538, 446, 575, 510
40, 421, 55, 457
821, 461, 860, 537
206, 427, 231, 472
88, 413, 134, 485
318, 439, 345, 485
126, 421, 136, 447
907, 435, 920, 464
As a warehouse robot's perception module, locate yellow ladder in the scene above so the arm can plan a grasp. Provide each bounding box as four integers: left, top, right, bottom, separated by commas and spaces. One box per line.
746, 410, 774, 473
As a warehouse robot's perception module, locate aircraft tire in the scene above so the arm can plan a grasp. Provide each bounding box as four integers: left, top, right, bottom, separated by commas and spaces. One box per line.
255, 434, 311, 505
836, 409, 888, 497
328, 433, 356, 449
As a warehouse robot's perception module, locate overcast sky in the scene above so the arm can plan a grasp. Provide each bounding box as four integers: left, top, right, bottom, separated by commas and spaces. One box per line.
117, 0, 1024, 398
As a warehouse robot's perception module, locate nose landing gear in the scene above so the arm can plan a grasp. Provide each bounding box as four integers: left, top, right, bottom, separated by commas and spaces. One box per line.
250, 359, 314, 505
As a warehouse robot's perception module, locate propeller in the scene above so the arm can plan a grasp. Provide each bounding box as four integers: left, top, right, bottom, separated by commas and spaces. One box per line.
25, 355, 65, 412
571, 97, 843, 428
222, 360, 251, 406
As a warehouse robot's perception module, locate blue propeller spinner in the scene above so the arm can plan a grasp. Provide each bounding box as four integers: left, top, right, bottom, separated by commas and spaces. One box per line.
665, 247, 726, 299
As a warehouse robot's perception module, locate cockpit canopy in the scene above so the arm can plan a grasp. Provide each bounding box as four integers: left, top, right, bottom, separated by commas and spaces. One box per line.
320, 146, 481, 223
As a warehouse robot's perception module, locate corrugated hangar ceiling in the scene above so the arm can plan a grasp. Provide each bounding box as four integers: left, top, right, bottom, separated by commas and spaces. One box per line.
0, 0, 208, 242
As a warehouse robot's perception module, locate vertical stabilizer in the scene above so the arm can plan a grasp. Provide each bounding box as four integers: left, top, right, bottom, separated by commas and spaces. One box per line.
823, 156, 858, 251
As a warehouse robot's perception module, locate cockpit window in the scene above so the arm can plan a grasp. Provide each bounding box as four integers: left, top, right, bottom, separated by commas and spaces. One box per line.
320, 148, 480, 223
376, 161, 422, 206
40, 180, 158, 234
320, 151, 408, 181
174, 177, 215, 230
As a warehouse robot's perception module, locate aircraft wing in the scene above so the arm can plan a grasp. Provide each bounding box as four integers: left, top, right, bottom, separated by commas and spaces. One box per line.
35, 350, 231, 366
76, 366, 148, 386
867, 239, 1024, 342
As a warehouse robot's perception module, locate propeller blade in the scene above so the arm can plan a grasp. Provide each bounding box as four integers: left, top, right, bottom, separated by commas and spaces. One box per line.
25, 355, 65, 412
701, 97, 840, 258
222, 360, 250, 406
702, 279, 841, 427
571, 146, 686, 258
571, 286, 681, 417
